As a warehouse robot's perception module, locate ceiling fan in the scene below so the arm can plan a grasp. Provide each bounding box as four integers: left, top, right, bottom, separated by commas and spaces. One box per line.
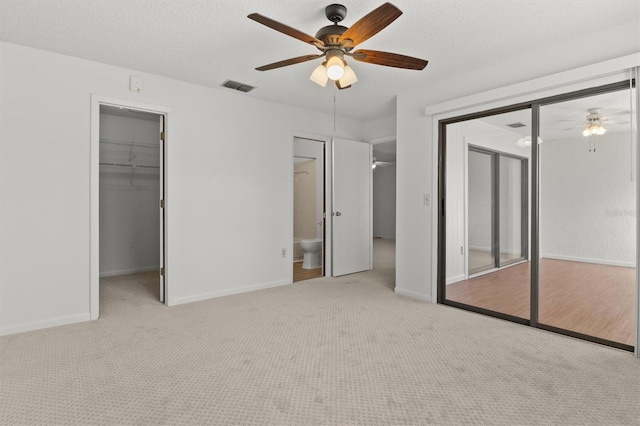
248, 3, 428, 89
562, 108, 629, 136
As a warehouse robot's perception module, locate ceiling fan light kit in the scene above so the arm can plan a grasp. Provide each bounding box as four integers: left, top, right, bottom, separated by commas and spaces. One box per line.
582, 108, 608, 137
248, 2, 428, 90
583, 123, 607, 137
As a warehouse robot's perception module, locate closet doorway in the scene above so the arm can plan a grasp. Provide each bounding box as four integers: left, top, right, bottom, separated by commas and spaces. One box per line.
90, 97, 169, 319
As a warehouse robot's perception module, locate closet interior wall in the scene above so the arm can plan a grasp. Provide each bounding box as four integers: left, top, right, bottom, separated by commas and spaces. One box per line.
99, 110, 160, 277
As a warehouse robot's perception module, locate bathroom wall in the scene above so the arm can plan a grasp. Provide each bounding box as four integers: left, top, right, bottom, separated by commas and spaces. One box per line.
293, 138, 324, 240
294, 159, 317, 241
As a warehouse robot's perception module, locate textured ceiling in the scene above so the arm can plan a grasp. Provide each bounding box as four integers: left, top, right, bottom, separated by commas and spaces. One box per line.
1, 0, 639, 121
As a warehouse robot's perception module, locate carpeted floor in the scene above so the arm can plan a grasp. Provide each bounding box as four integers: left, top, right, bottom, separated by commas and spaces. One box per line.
1, 239, 639, 425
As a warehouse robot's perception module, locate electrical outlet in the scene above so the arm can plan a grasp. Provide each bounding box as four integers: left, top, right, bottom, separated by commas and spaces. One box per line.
281, 248, 287, 258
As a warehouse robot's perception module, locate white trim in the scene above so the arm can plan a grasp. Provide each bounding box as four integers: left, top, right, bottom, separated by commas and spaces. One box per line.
99, 266, 160, 278
90, 95, 172, 320
369, 143, 374, 270
0, 314, 90, 337
373, 234, 396, 240
369, 135, 396, 145
446, 274, 466, 285
395, 287, 431, 302
171, 280, 291, 305
425, 54, 640, 117
541, 254, 635, 269
633, 65, 640, 358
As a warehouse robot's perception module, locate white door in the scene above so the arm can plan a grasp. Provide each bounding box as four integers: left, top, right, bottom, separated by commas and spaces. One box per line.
159, 115, 166, 303
332, 138, 372, 276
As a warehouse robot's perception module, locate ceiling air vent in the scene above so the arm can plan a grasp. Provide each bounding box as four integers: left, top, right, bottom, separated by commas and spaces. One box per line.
506, 122, 527, 128
221, 80, 255, 93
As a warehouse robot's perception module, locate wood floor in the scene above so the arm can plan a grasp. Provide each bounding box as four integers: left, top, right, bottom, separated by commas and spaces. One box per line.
293, 261, 323, 282
447, 259, 636, 346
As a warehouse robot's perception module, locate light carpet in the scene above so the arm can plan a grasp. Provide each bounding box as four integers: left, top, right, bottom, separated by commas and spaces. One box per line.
1, 239, 639, 425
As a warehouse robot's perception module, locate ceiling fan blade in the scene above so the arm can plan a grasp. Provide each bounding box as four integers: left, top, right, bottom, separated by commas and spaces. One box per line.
336, 80, 352, 90
339, 3, 402, 49
351, 49, 428, 70
256, 54, 324, 71
248, 13, 324, 47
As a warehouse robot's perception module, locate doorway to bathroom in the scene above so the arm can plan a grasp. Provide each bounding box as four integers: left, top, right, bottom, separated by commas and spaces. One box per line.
293, 137, 326, 282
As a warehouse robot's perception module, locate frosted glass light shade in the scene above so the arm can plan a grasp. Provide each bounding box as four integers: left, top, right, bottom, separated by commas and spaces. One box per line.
338, 65, 357, 87
309, 63, 328, 87
326, 56, 345, 80
582, 123, 607, 136
516, 136, 543, 147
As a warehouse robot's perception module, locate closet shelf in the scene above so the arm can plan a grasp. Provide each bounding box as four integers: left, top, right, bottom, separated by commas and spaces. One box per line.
100, 137, 159, 149
100, 162, 159, 169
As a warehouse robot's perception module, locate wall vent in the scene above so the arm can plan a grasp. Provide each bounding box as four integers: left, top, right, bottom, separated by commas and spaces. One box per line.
506, 122, 526, 128
221, 80, 256, 93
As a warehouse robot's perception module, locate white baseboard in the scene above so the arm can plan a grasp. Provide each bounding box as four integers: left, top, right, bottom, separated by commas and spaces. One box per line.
0, 313, 90, 337
394, 287, 432, 302
170, 279, 292, 306
373, 235, 396, 240
541, 254, 635, 268
468, 245, 491, 252
446, 274, 466, 285
99, 266, 160, 278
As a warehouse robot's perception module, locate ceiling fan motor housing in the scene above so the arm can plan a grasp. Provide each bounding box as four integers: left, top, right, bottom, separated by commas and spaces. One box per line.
315, 24, 348, 46
325, 4, 347, 23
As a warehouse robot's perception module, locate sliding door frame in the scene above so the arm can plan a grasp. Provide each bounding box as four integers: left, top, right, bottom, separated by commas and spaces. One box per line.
438, 79, 637, 352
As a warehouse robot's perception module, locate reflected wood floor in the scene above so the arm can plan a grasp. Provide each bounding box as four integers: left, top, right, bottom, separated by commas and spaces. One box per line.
293, 261, 323, 282
447, 259, 636, 346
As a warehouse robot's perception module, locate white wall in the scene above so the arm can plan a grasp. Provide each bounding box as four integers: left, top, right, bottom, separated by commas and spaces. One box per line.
395, 21, 640, 302
99, 113, 161, 277
0, 41, 364, 335
540, 132, 636, 266
364, 114, 396, 142
373, 164, 396, 239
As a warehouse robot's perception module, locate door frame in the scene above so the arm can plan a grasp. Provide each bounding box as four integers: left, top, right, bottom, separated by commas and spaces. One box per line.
90, 95, 171, 319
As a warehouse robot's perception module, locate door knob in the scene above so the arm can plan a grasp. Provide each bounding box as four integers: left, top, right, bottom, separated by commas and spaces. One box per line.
334, 211, 342, 216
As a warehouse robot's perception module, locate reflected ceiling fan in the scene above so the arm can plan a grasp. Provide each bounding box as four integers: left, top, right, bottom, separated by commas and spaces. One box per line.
372, 157, 395, 169
562, 108, 630, 136
248, 3, 428, 89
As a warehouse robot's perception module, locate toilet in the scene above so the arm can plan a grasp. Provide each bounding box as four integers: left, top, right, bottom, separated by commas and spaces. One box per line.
300, 238, 322, 269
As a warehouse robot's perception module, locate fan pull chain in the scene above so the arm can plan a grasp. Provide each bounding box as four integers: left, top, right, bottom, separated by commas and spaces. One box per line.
333, 86, 336, 132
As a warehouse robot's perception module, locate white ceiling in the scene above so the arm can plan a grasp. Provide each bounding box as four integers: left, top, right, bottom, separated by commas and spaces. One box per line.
1, 0, 638, 122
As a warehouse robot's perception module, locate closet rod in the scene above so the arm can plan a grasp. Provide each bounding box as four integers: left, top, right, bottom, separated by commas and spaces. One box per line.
100, 138, 159, 149
99, 162, 160, 169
